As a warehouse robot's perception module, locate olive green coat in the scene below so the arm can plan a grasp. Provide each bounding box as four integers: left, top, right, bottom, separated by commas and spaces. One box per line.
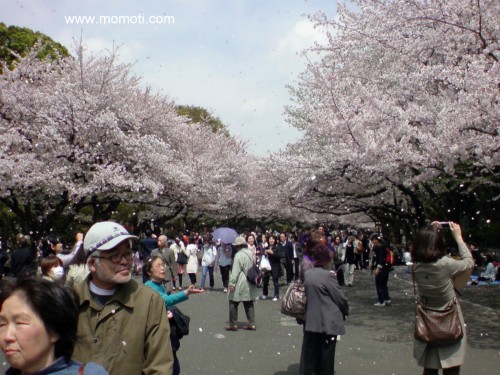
73, 277, 173, 375
228, 248, 259, 302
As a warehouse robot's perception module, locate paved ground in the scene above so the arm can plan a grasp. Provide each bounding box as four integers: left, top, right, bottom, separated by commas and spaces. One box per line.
175, 266, 500, 374
1, 267, 498, 374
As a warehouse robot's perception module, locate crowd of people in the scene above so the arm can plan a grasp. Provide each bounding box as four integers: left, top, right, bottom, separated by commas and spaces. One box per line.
0, 221, 496, 374
129, 226, 397, 301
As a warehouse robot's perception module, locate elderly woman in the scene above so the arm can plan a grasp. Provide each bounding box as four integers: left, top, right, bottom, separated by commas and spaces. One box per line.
143, 255, 203, 308
143, 255, 203, 375
299, 231, 326, 281
225, 236, 259, 331
411, 222, 473, 375
300, 243, 349, 375
0, 278, 107, 374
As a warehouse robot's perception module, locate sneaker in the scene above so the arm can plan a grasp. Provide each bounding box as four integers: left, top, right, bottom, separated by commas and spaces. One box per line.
261, 296, 267, 300
223, 288, 228, 293
384, 299, 391, 305
272, 297, 279, 302
172, 287, 176, 291
374, 302, 386, 307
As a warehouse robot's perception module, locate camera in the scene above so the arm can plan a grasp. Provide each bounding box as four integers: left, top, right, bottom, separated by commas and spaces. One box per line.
438, 222, 450, 228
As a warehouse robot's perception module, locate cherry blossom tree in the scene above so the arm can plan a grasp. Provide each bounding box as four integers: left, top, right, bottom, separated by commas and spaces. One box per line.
2, 0, 499, 241
0, 42, 251, 235
275, 0, 499, 238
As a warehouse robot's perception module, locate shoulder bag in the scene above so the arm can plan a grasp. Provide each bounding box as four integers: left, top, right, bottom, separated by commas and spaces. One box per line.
244, 252, 262, 286
281, 279, 306, 320
412, 265, 463, 345
177, 250, 188, 265
169, 305, 190, 339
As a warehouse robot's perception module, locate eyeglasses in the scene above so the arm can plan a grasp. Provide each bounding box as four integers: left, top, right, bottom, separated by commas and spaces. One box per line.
93, 251, 134, 264
153, 263, 167, 269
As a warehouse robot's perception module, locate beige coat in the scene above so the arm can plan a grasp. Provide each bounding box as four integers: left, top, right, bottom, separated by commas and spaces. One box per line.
65, 263, 90, 288
73, 277, 173, 374
412, 242, 474, 369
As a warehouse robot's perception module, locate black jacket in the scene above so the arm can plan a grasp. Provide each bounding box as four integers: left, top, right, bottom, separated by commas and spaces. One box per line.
10, 247, 37, 278
373, 245, 389, 268
344, 243, 356, 264
276, 241, 293, 260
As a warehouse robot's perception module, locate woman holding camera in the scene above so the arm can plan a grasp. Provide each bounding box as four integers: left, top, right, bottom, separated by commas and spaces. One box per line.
411, 222, 474, 375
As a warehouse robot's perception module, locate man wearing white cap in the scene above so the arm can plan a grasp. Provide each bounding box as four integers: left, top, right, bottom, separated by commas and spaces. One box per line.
72, 221, 173, 374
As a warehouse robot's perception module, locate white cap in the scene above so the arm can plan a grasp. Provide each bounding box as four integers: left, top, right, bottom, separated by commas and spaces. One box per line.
84, 221, 138, 256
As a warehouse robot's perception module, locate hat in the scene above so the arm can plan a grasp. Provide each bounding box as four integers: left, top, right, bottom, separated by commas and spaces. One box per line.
84, 221, 138, 256
232, 236, 247, 246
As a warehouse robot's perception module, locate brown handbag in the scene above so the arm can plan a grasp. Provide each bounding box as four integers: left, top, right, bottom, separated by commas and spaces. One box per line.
281, 280, 306, 320
412, 265, 463, 345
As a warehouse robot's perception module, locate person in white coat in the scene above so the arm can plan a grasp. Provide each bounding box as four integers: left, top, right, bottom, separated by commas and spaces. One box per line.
186, 237, 199, 286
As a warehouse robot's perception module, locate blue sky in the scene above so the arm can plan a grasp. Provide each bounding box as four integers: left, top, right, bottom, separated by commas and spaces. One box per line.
3, 0, 338, 155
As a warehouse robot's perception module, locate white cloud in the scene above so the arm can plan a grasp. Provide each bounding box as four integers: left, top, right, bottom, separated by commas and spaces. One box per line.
275, 18, 328, 62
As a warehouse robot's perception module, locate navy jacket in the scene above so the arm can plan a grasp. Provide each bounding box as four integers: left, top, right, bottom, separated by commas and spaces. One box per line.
140, 236, 158, 259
